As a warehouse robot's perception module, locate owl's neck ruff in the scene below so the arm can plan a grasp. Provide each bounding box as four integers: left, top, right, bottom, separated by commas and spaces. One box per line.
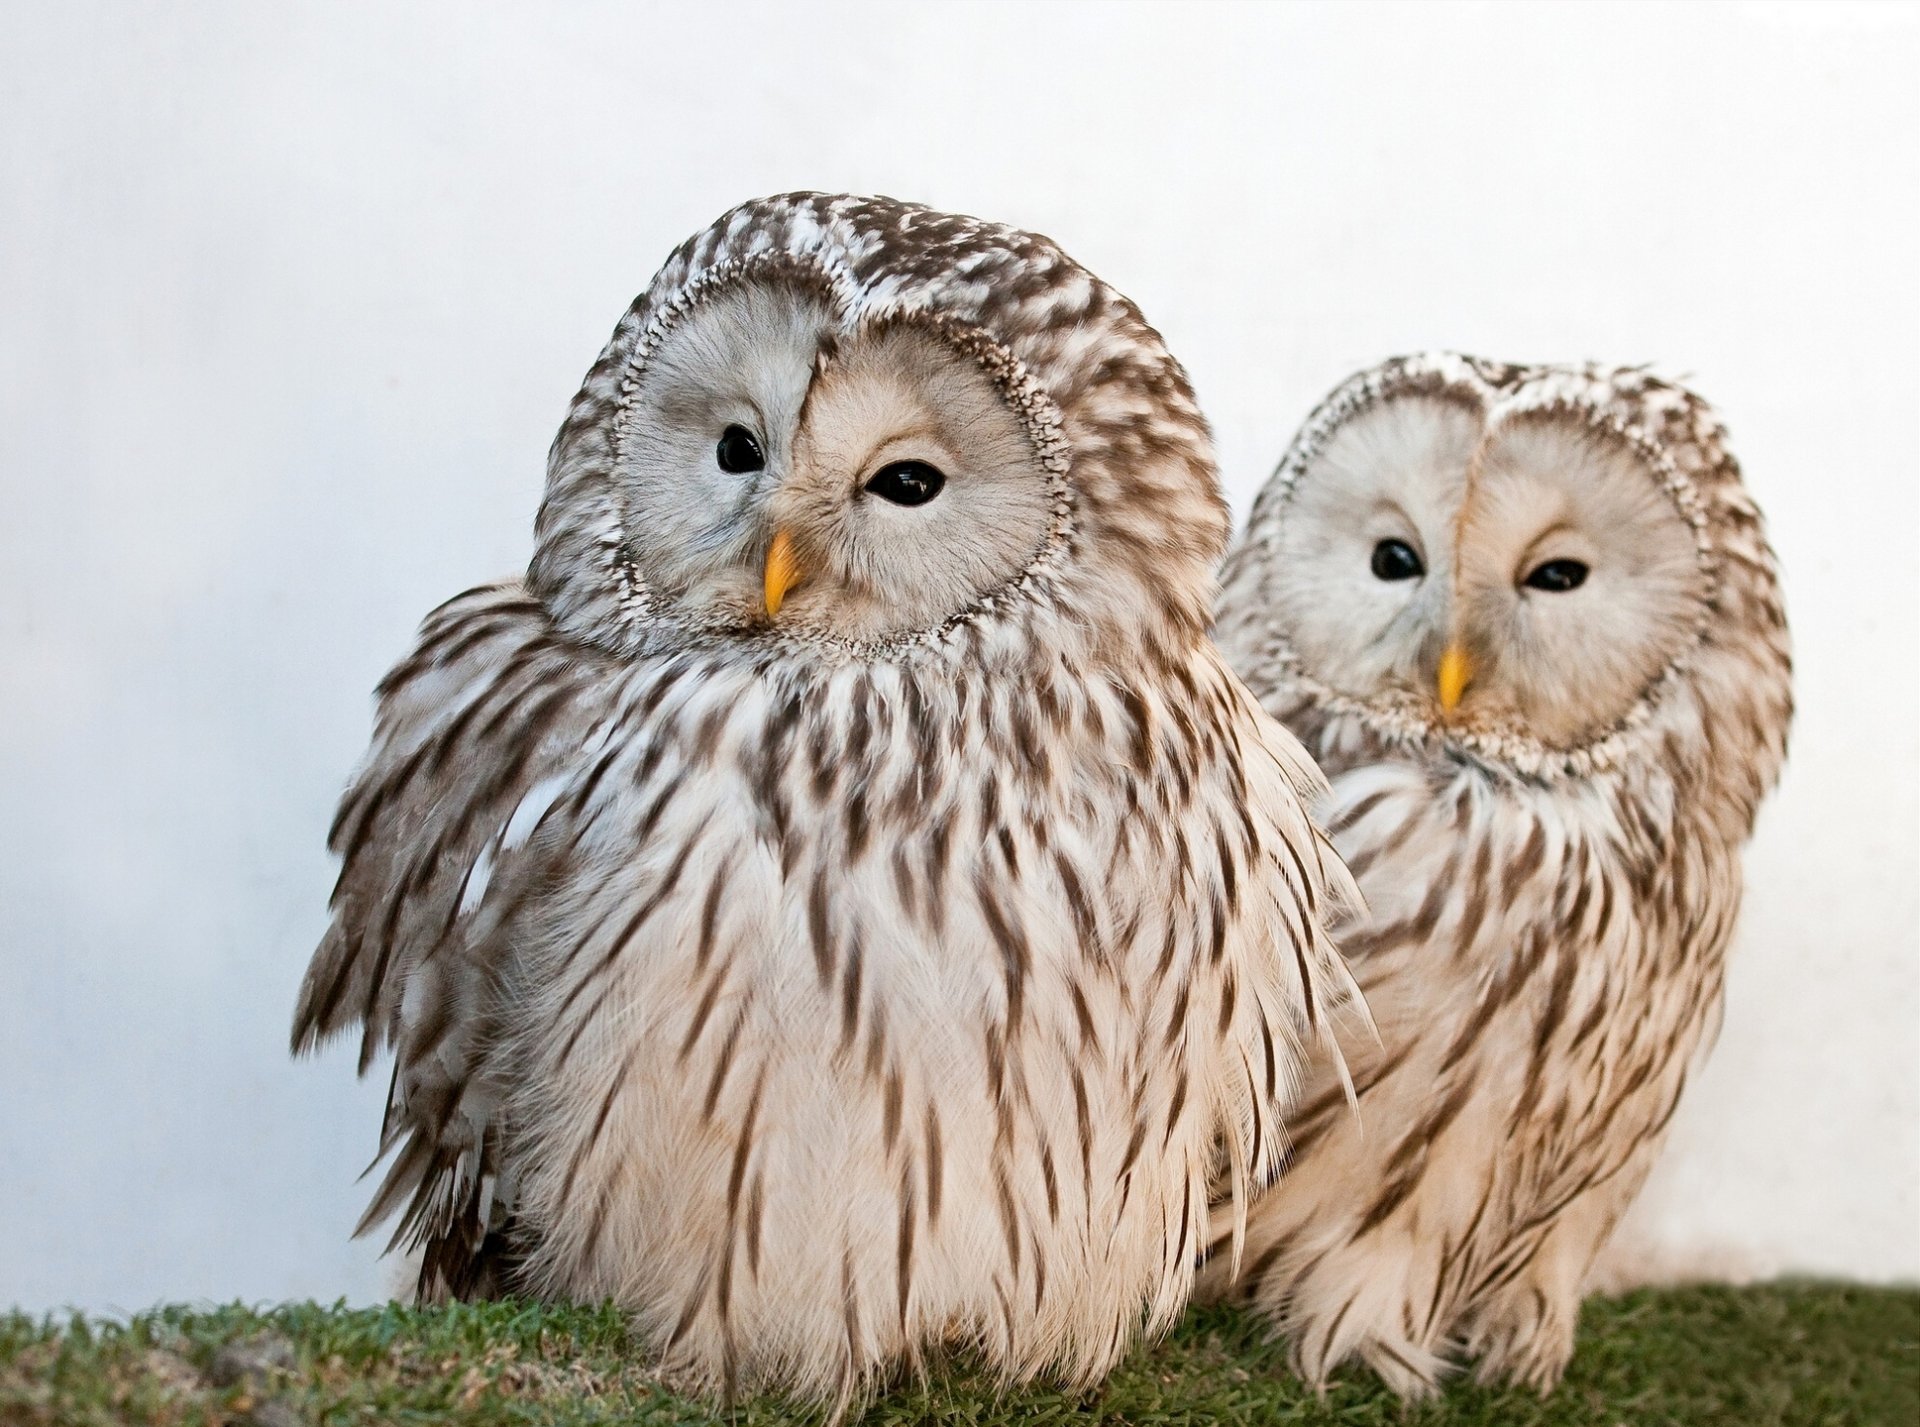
530, 192, 1227, 669
1222, 353, 1788, 789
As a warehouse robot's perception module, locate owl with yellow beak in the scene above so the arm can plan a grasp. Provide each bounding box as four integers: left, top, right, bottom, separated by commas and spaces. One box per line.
1203, 354, 1791, 1393
290, 195, 1362, 1407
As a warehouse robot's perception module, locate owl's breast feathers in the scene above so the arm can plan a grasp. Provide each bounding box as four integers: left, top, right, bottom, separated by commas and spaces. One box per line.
293, 580, 1358, 1396
1207, 748, 1744, 1390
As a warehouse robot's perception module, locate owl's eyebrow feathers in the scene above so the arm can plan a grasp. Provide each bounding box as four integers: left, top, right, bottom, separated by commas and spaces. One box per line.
1364, 497, 1425, 537
845, 424, 948, 473
1509, 520, 1583, 576
797, 420, 953, 489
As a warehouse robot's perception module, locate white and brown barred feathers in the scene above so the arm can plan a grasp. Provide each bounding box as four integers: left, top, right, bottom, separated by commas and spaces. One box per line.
1203, 356, 1792, 1393
291, 194, 1361, 1404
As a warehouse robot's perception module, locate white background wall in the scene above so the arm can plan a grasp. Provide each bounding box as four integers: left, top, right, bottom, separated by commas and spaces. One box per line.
2, 1, 1914, 1313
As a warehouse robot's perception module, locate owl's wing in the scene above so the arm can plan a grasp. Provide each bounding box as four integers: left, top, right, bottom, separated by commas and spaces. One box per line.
291, 581, 614, 1294
1204, 656, 1369, 1268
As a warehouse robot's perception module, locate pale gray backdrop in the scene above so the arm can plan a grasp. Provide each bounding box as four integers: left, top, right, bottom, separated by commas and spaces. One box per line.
2, 0, 1915, 1311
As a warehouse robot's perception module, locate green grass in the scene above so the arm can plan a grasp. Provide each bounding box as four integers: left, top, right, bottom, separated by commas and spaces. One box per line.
2, 1285, 1913, 1427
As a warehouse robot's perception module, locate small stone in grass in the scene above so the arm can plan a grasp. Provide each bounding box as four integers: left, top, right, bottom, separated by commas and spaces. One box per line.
208, 1334, 296, 1388
243, 1399, 304, 1427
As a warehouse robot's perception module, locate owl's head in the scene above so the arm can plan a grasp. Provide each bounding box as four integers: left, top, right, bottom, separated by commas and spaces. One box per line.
532, 194, 1226, 660
1218, 356, 1792, 787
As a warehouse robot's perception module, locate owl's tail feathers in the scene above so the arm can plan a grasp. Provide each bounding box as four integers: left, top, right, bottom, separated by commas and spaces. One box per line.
416, 1225, 521, 1304
347, 1117, 515, 1306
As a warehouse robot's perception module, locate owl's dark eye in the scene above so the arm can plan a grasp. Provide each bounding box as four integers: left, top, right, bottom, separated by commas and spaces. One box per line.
1524, 558, 1589, 592
1370, 538, 1424, 581
864, 460, 945, 507
715, 424, 765, 475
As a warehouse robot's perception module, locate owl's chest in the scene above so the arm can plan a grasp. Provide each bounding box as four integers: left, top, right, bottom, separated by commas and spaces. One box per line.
525, 736, 1184, 1081
504, 750, 1224, 1315
1327, 766, 1644, 1009
1327, 763, 1728, 1134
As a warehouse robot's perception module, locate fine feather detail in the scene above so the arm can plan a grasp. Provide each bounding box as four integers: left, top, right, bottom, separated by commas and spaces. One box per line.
1204, 356, 1791, 1395
294, 193, 1365, 1406
294, 582, 1361, 1399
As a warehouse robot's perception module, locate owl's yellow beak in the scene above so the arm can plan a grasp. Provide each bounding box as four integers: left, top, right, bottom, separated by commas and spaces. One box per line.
763, 529, 802, 618
1437, 643, 1473, 713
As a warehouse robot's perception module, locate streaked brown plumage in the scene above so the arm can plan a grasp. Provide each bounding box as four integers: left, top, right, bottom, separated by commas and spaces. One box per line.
292, 194, 1360, 1405
1202, 355, 1791, 1393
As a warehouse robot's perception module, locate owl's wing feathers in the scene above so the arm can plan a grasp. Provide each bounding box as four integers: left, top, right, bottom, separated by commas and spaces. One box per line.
1203, 657, 1369, 1268
1235, 670, 1369, 1043
291, 582, 615, 1285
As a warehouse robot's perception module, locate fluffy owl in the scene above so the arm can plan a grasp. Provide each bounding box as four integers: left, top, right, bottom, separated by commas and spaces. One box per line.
291, 194, 1359, 1404
1202, 355, 1791, 1393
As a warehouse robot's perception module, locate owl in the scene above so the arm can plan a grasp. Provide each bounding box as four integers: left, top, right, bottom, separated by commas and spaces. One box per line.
291, 194, 1360, 1405
1201, 355, 1791, 1394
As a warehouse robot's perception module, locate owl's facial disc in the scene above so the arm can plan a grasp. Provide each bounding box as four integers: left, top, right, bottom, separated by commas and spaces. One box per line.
1267, 393, 1475, 710
617, 280, 1052, 643
1272, 394, 1708, 750
1442, 416, 1705, 745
